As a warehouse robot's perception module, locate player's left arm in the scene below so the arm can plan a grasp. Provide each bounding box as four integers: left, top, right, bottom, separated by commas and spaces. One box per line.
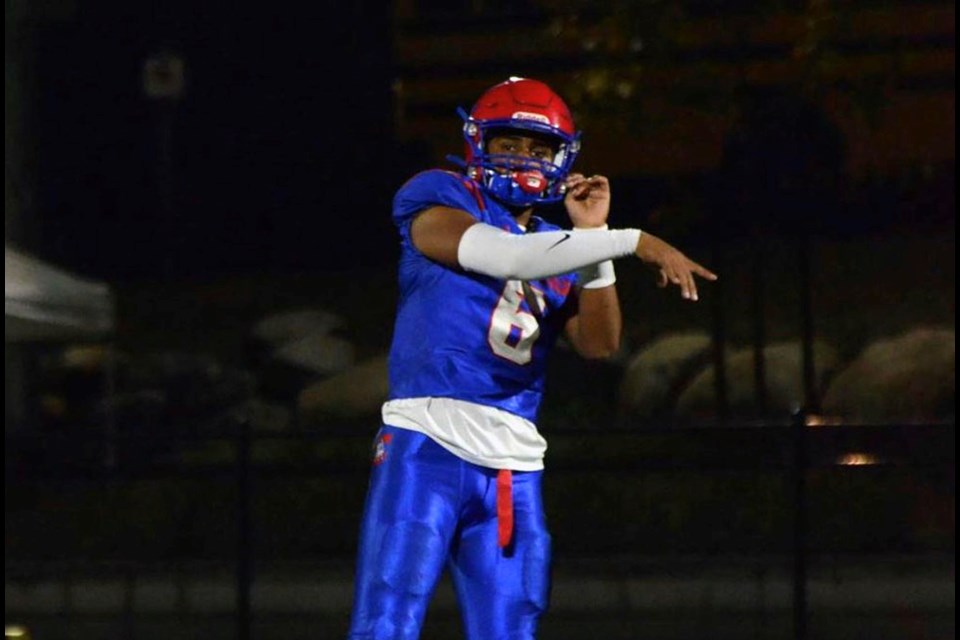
564, 286, 622, 359
561, 173, 622, 359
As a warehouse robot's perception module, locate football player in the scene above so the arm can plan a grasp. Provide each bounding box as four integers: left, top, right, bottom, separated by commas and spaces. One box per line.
347, 77, 716, 640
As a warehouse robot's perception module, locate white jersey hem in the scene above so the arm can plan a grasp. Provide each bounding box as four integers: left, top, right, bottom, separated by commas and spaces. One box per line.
381, 397, 546, 471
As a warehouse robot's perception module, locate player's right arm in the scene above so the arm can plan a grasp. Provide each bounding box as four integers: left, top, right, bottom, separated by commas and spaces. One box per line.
408, 203, 716, 300
410, 206, 478, 268
411, 206, 641, 281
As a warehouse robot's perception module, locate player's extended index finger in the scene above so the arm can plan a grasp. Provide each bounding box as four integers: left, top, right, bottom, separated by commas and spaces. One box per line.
690, 260, 718, 281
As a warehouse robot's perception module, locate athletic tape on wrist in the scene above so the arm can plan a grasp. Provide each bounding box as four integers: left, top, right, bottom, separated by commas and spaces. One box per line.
574, 225, 615, 289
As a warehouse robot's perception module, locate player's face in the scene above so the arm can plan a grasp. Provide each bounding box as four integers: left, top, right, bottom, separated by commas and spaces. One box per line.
486, 133, 558, 169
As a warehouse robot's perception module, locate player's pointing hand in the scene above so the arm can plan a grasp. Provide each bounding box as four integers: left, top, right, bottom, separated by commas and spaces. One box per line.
635, 232, 718, 301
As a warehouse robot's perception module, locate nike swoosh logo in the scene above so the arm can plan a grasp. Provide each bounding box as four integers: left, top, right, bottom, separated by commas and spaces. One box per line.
548, 233, 572, 250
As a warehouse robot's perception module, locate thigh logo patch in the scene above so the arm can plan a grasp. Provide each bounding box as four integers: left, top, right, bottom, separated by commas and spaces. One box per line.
373, 432, 393, 466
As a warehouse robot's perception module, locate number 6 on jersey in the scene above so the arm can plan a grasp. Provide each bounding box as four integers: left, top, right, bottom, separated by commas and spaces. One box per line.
488, 280, 544, 365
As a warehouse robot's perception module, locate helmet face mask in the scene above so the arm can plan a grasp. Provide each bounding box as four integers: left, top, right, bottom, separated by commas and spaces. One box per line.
457, 78, 581, 208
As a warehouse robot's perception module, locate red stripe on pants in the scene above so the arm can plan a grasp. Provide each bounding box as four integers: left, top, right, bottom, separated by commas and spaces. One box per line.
497, 469, 513, 548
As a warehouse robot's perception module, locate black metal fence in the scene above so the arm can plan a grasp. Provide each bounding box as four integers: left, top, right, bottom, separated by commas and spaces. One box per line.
5, 414, 954, 640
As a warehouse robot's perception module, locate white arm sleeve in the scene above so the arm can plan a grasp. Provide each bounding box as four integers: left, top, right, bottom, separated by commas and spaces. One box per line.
457, 223, 641, 281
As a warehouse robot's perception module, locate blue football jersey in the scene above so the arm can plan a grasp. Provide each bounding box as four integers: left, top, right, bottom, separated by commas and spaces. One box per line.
387, 169, 579, 423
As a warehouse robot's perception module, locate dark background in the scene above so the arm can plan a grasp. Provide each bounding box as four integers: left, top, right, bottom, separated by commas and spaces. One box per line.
19, 1, 955, 283
5, 2, 954, 639
28, 1, 396, 279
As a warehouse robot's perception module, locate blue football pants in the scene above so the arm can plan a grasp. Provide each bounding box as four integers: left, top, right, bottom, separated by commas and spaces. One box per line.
347, 425, 552, 640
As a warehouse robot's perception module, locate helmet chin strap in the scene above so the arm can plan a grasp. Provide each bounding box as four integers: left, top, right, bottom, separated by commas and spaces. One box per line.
450, 148, 569, 206
483, 170, 555, 208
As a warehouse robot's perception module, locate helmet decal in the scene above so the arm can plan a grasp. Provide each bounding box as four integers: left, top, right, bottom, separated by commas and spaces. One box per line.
511, 111, 552, 125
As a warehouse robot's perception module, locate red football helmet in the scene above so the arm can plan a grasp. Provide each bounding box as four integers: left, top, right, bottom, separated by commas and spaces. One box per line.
454, 77, 581, 207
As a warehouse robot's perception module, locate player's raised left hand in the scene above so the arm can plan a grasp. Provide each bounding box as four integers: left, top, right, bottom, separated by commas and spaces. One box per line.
564, 173, 610, 229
